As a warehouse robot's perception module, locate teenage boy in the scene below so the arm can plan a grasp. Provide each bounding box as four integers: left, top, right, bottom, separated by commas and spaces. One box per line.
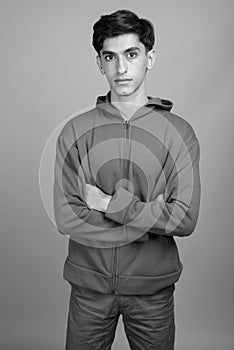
54, 9, 201, 350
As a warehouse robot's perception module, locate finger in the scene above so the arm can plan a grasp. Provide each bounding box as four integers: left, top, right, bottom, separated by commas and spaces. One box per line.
156, 194, 165, 203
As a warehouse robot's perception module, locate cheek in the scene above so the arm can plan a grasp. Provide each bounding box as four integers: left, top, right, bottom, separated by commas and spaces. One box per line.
103, 65, 115, 80
132, 62, 147, 79
132, 57, 147, 69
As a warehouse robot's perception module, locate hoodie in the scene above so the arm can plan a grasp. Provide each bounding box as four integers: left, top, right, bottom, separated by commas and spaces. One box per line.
53, 92, 201, 295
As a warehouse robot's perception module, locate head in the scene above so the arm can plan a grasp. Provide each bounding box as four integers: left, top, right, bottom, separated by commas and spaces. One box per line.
93, 9, 155, 56
92, 10, 156, 99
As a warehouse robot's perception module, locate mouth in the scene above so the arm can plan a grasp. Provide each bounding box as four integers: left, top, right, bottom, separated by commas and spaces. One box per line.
114, 78, 132, 85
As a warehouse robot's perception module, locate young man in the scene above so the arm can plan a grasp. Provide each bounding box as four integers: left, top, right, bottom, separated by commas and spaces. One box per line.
53, 9, 201, 350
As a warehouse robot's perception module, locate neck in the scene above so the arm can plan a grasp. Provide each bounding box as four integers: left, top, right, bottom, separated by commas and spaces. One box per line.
110, 86, 148, 120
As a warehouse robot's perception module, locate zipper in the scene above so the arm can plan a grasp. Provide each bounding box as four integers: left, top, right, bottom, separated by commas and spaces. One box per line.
111, 243, 118, 293
123, 120, 130, 182
123, 119, 130, 132
111, 120, 130, 294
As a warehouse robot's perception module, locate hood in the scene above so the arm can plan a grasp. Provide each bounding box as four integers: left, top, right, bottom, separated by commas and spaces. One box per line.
146, 96, 173, 111
96, 91, 173, 116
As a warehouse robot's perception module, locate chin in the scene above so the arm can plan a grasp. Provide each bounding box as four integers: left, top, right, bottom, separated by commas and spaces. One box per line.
114, 87, 134, 97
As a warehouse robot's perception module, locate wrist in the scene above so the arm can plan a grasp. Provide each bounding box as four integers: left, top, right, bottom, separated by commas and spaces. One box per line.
102, 195, 111, 212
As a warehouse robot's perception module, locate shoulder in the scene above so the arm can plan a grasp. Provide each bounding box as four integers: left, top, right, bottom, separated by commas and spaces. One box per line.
58, 106, 98, 141
158, 109, 199, 145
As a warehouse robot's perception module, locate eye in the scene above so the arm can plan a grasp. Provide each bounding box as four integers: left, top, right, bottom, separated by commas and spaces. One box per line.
104, 54, 115, 62
127, 51, 138, 59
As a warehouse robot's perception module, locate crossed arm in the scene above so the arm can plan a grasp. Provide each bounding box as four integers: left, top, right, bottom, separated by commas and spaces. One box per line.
84, 137, 200, 237
85, 184, 165, 212
54, 131, 200, 242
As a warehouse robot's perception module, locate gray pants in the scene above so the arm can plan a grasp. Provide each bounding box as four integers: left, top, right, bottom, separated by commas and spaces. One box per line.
65, 284, 175, 350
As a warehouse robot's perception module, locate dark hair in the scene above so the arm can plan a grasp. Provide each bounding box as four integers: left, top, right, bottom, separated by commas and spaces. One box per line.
92, 9, 155, 55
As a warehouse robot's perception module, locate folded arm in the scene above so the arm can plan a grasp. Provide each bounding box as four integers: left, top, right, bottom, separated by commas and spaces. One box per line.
53, 133, 122, 246
87, 138, 201, 237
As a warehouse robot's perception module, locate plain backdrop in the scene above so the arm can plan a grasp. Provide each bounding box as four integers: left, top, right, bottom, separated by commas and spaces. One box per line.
1, 0, 233, 349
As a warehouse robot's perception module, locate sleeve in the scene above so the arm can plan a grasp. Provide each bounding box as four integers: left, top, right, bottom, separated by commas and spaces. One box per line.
104, 136, 201, 237
53, 132, 123, 247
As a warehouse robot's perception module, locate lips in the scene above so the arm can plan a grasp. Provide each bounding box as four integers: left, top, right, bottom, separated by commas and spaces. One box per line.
114, 78, 132, 84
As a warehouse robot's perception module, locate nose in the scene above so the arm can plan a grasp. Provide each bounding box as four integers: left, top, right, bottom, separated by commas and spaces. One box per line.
117, 56, 127, 74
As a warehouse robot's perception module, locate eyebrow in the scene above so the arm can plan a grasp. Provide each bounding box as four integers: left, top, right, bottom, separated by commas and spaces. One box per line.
101, 47, 140, 56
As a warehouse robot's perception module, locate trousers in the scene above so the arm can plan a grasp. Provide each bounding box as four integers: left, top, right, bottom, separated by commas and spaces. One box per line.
65, 284, 175, 350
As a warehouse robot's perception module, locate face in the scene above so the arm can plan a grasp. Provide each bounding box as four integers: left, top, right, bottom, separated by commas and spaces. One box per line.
97, 33, 155, 99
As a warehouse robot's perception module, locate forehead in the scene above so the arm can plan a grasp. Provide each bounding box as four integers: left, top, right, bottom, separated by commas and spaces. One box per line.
101, 33, 144, 53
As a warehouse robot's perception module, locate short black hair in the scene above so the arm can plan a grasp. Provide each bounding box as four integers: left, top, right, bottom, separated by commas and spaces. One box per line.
92, 9, 155, 55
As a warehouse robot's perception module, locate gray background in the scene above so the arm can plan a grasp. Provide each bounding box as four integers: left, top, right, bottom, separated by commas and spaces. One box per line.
1, 0, 233, 349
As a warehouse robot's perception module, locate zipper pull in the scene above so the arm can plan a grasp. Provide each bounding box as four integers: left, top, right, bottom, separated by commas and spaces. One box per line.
123, 120, 130, 129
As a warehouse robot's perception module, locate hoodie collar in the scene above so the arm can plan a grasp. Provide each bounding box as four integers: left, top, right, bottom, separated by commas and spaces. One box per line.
96, 91, 173, 120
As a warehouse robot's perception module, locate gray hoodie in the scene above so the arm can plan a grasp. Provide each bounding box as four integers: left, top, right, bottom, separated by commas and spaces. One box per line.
53, 92, 201, 294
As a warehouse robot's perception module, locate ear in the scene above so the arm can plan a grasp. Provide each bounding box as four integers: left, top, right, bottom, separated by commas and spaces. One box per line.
96, 55, 105, 75
146, 49, 156, 71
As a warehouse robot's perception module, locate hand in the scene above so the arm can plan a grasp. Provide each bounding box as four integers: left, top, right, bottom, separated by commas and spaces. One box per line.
156, 193, 165, 203
85, 184, 112, 212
